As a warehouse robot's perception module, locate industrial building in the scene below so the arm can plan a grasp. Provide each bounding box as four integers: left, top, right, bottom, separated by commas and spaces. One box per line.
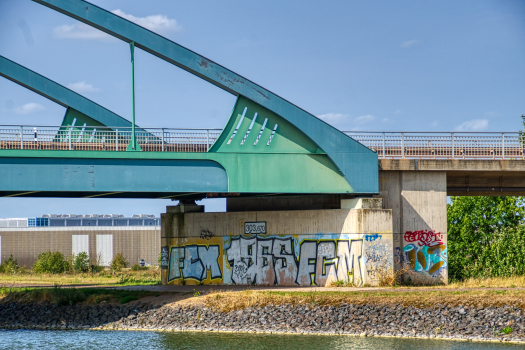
0, 215, 160, 268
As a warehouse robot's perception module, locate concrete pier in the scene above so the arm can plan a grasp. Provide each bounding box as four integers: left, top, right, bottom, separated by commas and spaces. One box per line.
161, 200, 393, 287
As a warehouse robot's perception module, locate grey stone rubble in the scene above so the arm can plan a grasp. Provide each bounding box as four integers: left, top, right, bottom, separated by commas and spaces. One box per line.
0, 301, 523, 343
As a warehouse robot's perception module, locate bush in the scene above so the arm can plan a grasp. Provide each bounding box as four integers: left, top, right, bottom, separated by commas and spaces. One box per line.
131, 264, 149, 271
0, 255, 19, 274
90, 264, 104, 273
111, 253, 128, 272
33, 251, 68, 274
73, 252, 90, 273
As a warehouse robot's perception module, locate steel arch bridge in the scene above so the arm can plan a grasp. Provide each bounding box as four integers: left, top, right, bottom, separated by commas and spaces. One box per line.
0, 0, 378, 199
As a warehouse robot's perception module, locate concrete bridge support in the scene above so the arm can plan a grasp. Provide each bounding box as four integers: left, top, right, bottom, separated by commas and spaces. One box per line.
160, 200, 394, 287
379, 170, 448, 285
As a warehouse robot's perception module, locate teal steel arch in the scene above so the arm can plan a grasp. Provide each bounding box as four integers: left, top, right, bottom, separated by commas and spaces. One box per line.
0, 56, 131, 129
30, 0, 378, 195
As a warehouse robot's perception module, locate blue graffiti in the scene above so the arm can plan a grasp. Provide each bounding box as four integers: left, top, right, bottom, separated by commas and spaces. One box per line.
364, 234, 382, 242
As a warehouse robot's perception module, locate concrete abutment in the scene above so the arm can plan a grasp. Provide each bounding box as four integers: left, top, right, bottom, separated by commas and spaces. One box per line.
161, 172, 447, 286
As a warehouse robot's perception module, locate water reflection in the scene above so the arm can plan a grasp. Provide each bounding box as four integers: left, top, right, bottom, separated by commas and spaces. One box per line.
0, 330, 521, 350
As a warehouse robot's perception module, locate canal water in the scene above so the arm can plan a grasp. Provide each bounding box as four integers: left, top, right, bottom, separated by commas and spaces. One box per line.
0, 330, 521, 349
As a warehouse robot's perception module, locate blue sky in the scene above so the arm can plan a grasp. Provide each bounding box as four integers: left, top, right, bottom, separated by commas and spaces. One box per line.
0, 0, 524, 217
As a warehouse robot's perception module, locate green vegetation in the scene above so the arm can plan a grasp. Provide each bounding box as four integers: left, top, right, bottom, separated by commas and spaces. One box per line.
110, 253, 129, 272
0, 255, 19, 275
131, 264, 149, 271
73, 252, 90, 273
501, 326, 513, 335
33, 251, 69, 274
0, 285, 166, 306
448, 196, 525, 281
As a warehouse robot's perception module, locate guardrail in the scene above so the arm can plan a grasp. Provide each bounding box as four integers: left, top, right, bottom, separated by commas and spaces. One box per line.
0, 125, 222, 152
2, 126, 523, 159
344, 132, 525, 160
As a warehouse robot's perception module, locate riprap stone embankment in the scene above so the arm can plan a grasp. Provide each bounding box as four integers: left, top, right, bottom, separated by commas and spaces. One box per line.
0, 301, 523, 343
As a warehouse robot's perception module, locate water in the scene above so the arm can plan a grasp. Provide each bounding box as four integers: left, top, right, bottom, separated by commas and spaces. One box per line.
0, 330, 521, 350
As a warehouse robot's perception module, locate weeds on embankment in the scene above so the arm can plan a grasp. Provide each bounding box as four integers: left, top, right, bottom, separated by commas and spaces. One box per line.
0, 268, 161, 286
0, 285, 164, 306
202, 289, 525, 313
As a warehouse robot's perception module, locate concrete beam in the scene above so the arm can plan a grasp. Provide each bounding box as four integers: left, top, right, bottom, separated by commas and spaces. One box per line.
379, 159, 525, 196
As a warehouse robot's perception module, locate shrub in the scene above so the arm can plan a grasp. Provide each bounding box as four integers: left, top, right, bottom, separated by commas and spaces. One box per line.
111, 253, 129, 272
73, 252, 90, 273
33, 251, 68, 274
0, 255, 19, 274
131, 264, 149, 271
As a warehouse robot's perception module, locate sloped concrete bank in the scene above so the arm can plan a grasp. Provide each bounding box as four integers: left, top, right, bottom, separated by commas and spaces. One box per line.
0, 301, 524, 344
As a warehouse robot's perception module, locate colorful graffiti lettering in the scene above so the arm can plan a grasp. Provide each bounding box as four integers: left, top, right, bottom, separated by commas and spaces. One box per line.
364, 233, 382, 242
168, 234, 394, 286
295, 239, 364, 286
403, 230, 447, 276
168, 245, 222, 282
404, 230, 443, 247
403, 244, 447, 275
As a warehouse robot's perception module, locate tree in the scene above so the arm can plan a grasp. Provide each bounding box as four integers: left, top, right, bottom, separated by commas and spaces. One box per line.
447, 196, 525, 280
73, 252, 90, 273
33, 251, 68, 274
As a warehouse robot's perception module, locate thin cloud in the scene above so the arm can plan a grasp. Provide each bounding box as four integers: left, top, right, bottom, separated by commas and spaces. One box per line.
13, 103, 45, 115
354, 114, 375, 124
53, 10, 180, 41
53, 23, 113, 40
454, 119, 488, 132
317, 113, 350, 127
67, 81, 100, 94
317, 113, 376, 130
112, 9, 181, 33
400, 39, 422, 48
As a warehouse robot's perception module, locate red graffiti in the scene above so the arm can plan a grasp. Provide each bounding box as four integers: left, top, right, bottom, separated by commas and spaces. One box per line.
404, 230, 443, 247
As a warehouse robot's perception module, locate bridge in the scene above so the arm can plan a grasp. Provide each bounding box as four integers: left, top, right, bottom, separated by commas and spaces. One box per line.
1, 0, 522, 287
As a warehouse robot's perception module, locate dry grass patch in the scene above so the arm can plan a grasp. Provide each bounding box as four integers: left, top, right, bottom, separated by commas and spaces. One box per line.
202, 289, 525, 313
0, 269, 160, 286
447, 276, 525, 289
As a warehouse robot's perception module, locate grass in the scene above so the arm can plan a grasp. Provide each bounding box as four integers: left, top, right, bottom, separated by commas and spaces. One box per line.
447, 276, 525, 289
0, 268, 161, 286
0, 285, 167, 306
202, 289, 525, 313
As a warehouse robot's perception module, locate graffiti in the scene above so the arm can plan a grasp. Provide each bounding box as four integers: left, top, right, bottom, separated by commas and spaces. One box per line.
226, 236, 297, 285
404, 230, 443, 247
224, 236, 365, 286
364, 234, 382, 242
200, 229, 214, 240
168, 233, 399, 286
364, 243, 391, 280
160, 246, 169, 269
168, 245, 221, 282
403, 244, 447, 275
403, 230, 447, 276
394, 247, 401, 265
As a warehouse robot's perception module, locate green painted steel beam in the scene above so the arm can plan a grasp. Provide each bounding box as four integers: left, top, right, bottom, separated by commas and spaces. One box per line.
0, 55, 131, 128
31, 0, 379, 194
0, 150, 353, 195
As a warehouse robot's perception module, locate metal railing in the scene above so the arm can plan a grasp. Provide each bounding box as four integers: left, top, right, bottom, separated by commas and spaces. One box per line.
2, 126, 523, 160
345, 132, 525, 160
0, 125, 222, 152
